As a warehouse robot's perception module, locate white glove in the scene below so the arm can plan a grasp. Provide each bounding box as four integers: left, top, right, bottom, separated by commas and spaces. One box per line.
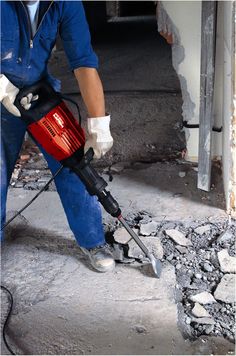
20, 93, 39, 110
0, 74, 20, 116
84, 115, 113, 159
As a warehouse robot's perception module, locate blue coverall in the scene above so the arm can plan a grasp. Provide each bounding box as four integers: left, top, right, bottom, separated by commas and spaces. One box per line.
1, 1, 106, 248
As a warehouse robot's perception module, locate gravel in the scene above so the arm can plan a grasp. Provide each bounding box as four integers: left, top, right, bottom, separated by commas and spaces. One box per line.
109, 212, 236, 344
160, 216, 236, 343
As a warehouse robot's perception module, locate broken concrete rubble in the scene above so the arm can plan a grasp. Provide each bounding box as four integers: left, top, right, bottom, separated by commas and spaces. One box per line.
218, 249, 236, 273
205, 325, 215, 334
203, 262, 214, 273
175, 245, 188, 254
108, 212, 236, 343
190, 292, 217, 305
165, 229, 192, 246
214, 274, 236, 303
139, 221, 158, 236
128, 236, 163, 260
192, 303, 211, 318
112, 243, 125, 262
113, 227, 132, 244
191, 317, 215, 325
217, 230, 233, 245
194, 224, 212, 235
178, 171, 186, 178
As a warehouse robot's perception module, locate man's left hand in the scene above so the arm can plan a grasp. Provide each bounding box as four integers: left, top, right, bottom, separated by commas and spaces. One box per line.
84, 115, 113, 159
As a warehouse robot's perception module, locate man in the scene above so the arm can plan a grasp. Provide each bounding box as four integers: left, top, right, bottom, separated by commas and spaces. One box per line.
0, 1, 115, 272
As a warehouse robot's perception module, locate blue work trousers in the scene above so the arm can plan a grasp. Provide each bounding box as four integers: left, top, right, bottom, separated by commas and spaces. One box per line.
1, 112, 105, 248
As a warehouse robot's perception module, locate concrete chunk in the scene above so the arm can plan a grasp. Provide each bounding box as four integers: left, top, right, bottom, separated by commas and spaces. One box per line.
114, 227, 132, 244
214, 274, 236, 303
140, 221, 158, 236
192, 303, 211, 318
191, 317, 215, 325
194, 225, 211, 235
128, 236, 163, 260
165, 229, 192, 246
203, 262, 214, 272
217, 230, 233, 244
217, 249, 236, 273
190, 292, 216, 305
205, 325, 214, 334
112, 243, 125, 261
175, 245, 188, 254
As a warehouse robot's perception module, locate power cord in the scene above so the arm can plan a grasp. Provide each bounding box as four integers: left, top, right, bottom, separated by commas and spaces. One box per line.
1, 165, 64, 354
1, 286, 15, 355
1, 166, 63, 231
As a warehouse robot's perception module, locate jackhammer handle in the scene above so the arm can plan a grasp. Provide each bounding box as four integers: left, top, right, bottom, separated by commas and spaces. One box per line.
98, 190, 121, 218
72, 149, 107, 195
15, 80, 61, 124
71, 149, 121, 218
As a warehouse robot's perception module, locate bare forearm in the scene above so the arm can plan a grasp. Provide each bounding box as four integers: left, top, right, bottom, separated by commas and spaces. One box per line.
74, 67, 105, 117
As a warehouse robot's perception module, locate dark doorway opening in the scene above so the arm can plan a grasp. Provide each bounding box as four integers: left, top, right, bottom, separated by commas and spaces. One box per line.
118, 1, 156, 16
51, 1, 185, 165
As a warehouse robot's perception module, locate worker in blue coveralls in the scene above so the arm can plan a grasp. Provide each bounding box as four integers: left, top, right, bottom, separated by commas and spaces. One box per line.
0, 1, 115, 272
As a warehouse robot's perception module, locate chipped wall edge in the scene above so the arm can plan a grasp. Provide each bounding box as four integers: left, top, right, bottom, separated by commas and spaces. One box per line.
229, 1, 236, 217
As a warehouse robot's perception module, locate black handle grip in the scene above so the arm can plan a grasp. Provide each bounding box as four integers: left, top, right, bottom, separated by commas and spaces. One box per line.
68, 148, 121, 217
72, 148, 107, 195
14, 80, 62, 125
98, 190, 121, 218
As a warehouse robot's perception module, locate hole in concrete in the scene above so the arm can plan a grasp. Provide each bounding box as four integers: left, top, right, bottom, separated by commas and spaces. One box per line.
108, 212, 236, 344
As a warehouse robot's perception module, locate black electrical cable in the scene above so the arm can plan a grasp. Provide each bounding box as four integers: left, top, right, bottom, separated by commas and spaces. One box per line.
1, 166, 63, 231
1, 286, 15, 355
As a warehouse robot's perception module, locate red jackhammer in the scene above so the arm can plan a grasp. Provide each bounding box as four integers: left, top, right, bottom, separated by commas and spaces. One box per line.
14, 80, 162, 278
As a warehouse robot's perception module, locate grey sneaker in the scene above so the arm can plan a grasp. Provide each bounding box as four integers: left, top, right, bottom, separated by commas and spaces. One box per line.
80, 243, 115, 272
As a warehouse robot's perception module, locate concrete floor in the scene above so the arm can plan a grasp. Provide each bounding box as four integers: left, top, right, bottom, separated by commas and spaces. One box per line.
1, 239, 234, 355
2, 162, 233, 355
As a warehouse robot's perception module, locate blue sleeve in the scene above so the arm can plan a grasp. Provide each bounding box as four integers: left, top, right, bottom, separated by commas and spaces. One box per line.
59, 1, 98, 70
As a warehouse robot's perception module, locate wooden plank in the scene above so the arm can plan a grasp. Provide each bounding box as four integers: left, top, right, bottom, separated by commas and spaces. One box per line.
197, 1, 217, 191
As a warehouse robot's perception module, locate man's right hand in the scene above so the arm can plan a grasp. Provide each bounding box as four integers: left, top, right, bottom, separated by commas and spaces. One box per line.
0, 74, 21, 117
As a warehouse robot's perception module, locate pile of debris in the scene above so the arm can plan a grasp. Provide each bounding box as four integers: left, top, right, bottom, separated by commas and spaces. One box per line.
107, 211, 236, 343
10, 140, 57, 191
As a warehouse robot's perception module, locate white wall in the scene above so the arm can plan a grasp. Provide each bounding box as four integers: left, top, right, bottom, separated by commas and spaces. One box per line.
221, 1, 235, 213
158, 1, 235, 213
158, 1, 223, 161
